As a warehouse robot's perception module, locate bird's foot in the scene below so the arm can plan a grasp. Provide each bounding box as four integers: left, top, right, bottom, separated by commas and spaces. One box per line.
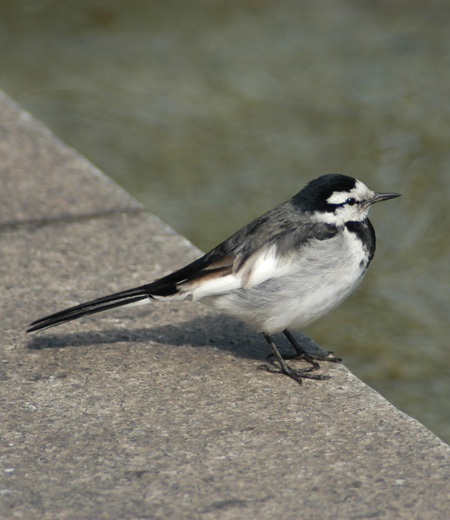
282, 330, 342, 364
266, 352, 321, 370
280, 350, 342, 364
262, 333, 332, 385
258, 364, 330, 385
309, 350, 342, 363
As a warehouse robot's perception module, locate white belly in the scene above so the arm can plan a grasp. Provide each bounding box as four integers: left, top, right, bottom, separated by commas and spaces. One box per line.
205, 228, 370, 334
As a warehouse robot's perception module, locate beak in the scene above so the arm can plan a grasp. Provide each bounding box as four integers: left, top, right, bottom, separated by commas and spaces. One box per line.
369, 192, 401, 205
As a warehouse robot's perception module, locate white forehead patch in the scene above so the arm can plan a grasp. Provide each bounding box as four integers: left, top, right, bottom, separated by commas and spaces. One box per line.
326, 180, 373, 205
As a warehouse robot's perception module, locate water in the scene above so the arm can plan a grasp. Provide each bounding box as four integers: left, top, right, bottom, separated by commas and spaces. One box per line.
1, 0, 449, 442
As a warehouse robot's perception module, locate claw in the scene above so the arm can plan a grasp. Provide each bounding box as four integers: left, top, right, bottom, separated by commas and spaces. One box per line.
261, 333, 335, 386
283, 330, 343, 364
258, 364, 330, 384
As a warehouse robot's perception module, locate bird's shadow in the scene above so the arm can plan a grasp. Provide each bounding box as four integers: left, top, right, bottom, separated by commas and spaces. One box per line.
26, 315, 268, 361
25, 314, 332, 363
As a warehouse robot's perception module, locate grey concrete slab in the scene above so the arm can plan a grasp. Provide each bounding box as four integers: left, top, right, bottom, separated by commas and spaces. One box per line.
0, 90, 143, 226
1, 90, 450, 519
2, 211, 450, 520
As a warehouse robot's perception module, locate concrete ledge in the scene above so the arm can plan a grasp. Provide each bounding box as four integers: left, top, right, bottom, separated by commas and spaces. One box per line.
1, 89, 449, 519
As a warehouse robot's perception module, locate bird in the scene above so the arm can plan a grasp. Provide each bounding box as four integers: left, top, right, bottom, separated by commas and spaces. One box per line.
27, 174, 400, 384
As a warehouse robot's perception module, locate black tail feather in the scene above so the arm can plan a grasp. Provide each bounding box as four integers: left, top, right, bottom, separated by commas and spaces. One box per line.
26, 285, 154, 333
26, 247, 222, 334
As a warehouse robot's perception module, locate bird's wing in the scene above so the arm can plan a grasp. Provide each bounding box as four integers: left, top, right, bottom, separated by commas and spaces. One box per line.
153, 202, 338, 300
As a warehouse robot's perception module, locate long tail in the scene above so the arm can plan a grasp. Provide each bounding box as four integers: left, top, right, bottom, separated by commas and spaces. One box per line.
26, 284, 159, 333
26, 244, 235, 334
26, 250, 216, 334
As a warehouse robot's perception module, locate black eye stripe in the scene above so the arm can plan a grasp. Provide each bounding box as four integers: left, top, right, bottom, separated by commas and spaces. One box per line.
333, 197, 359, 207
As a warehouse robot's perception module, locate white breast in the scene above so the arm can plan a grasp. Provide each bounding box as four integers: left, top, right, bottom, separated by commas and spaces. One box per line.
205, 227, 370, 334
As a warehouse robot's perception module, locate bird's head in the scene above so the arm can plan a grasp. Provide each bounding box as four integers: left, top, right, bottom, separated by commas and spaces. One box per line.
293, 174, 401, 225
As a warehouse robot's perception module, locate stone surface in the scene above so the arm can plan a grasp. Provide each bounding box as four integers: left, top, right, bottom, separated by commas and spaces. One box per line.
1, 89, 449, 519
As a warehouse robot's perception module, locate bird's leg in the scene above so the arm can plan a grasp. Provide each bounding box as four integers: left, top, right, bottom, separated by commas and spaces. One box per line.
283, 330, 320, 369
259, 333, 329, 385
283, 329, 342, 364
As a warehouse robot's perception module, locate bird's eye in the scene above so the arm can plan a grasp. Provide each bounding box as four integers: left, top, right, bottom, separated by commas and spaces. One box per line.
346, 198, 356, 206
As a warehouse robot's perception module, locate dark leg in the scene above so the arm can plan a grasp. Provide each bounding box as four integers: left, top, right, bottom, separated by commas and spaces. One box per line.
283, 329, 342, 363
260, 333, 329, 385
283, 330, 320, 369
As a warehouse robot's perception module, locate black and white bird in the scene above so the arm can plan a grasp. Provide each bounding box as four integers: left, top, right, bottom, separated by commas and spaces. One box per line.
27, 174, 400, 384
